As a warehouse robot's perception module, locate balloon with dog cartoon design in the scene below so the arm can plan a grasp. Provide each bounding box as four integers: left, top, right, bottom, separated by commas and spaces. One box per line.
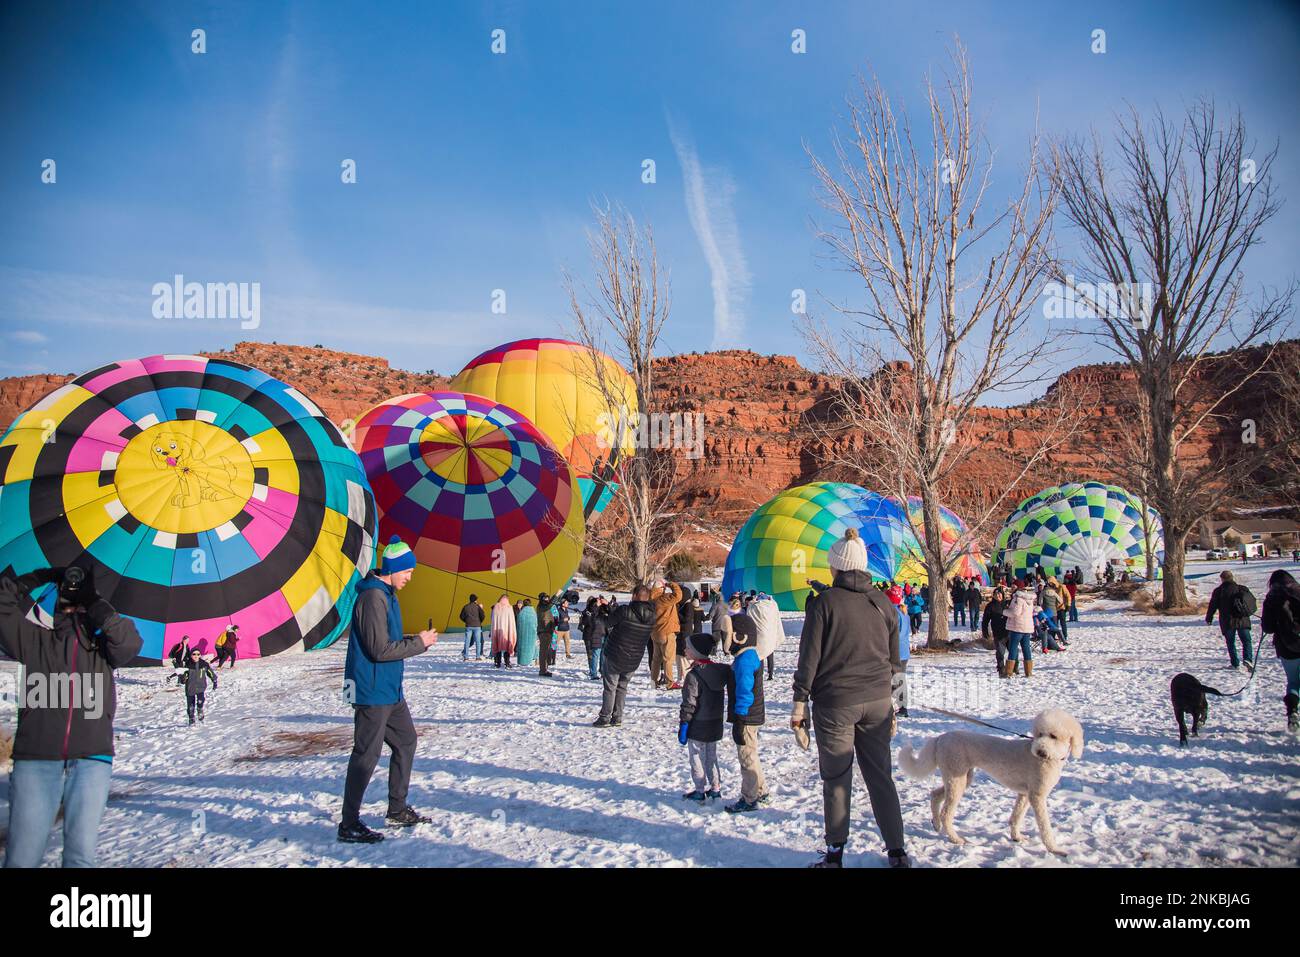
0, 355, 378, 662
352, 390, 585, 634
994, 482, 1163, 581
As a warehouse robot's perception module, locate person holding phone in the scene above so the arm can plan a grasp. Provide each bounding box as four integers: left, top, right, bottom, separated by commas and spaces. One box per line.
338, 536, 438, 844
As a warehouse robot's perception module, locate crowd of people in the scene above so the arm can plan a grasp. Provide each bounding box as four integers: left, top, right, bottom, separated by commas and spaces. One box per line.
4, 533, 1300, 867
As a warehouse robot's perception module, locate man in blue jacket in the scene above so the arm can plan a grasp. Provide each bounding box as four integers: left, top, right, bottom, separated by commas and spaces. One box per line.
339, 536, 438, 844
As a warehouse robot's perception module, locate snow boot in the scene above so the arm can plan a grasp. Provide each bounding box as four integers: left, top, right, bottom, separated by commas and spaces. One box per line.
337, 821, 385, 844
386, 805, 432, 827
682, 790, 706, 802
592, 717, 611, 727
1008, 661, 1019, 676
705, 789, 721, 801
1024, 660, 1034, 678
887, 848, 911, 869
609, 717, 623, 727
1286, 694, 1299, 734
809, 844, 844, 868
724, 798, 759, 814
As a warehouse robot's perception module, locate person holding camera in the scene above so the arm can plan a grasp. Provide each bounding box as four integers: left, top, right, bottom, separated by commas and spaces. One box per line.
0, 564, 143, 868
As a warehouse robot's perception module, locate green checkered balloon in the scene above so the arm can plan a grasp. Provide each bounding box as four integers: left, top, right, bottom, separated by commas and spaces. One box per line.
994, 482, 1163, 581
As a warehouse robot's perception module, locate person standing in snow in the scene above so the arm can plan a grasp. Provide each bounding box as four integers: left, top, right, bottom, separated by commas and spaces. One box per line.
1260, 569, 1300, 733
981, 586, 1011, 678
555, 598, 573, 661
214, 624, 239, 668
536, 594, 557, 677
650, 580, 683, 690
677, 633, 729, 802
950, 577, 967, 627
0, 565, 143, 868
792, 528, 908, 868
579, 595, 608, 680
515, 599, 538, 667
593, 584, 655, 727
709, 590, 734, 655
1064, 571, 1080, 622
338, 537, 439, 844
893, 601, 911, 718
1205, 570, 1257, 670
490, 594, 516, 668
904, 588, 925, 634
178, 648, 218, 725
965, 580, 982, 632
1003, 580, 1036, 677
459, 595, 485, 661
724, 609, 768, 814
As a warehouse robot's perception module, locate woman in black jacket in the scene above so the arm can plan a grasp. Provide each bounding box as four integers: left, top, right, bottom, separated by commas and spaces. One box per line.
981, 587, 1010, 678
1260, 569, 1300, 733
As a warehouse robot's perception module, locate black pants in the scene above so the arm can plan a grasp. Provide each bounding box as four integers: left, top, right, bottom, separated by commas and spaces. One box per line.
967, 606, 979, 630
186, 692, 205, 721
539, 633, 553, 674
342, 700, 418, 825
493, 651, 511, 667
909, 613, 922, 632
766, 653, 775, 679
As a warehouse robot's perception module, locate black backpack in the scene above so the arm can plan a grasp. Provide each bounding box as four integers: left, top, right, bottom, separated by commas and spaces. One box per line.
1229, 587, 1256, 621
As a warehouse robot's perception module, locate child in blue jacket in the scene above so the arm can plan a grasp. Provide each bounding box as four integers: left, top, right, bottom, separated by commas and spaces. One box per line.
724, 611, 768, 814
893, 605, 912, 718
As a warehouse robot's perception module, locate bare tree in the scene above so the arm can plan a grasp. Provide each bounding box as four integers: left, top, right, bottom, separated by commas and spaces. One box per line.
562, 203, 686, 587
1052, 101, 1295, 608
805, 42, 1066, 647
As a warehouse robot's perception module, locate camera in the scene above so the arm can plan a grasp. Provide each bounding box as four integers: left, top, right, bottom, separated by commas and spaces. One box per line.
58, 566, 87, 603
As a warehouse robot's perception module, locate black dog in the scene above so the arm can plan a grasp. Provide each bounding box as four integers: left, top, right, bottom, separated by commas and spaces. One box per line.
1170, 673, 1225, 746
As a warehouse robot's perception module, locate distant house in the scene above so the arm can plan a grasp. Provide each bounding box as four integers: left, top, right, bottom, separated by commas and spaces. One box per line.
1199, 517, 1300, 550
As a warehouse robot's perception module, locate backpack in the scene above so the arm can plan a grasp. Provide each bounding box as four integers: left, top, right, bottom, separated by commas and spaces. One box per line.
1230, 587, 1256, 621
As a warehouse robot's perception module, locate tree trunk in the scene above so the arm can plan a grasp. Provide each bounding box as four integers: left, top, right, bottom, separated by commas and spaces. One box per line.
919, 489, 951, 649
1161, 529, 1189, 609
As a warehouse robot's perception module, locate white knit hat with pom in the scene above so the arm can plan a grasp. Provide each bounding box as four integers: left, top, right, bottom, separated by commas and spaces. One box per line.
828, 527, 868, 573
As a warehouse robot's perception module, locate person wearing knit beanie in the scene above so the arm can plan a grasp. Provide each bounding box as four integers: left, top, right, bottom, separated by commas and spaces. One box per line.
828, 527, 869, 574
339, 534, 437, 845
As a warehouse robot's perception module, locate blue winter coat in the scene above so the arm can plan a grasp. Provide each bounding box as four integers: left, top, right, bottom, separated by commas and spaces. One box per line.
344, 574, 425, 706
897, 606, 911, 662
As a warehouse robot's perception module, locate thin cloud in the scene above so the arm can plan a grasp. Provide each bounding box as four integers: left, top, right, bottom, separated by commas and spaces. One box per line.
667, 115, 751, 350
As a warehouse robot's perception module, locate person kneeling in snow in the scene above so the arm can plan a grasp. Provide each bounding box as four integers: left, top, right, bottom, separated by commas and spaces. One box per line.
678, 633, 728, 802
724, 611, 768, 813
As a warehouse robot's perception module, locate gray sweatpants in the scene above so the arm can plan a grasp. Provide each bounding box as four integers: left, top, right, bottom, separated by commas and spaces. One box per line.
598, 668, 632, 723
688, 739, 720, 792
812, 696, 906, 850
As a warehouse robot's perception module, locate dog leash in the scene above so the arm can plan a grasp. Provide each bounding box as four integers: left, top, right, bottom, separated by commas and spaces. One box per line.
917, 705, 1031, 739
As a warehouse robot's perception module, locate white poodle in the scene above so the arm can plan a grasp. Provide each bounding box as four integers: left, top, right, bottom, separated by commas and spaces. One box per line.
898, 709, 1084, 856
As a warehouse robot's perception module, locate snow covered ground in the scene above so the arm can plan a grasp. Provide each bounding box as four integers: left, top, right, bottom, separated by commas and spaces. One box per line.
1, 559, 1297, 867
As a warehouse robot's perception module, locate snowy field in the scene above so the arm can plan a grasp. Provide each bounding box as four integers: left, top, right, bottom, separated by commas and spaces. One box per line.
2, 559, 1298, 868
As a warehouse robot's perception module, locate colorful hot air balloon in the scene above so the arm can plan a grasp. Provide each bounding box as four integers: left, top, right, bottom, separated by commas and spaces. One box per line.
0, 355, 377, 662
994, 482, 1163, 581
449, 339, 637, 520
721, 482, 926, 611
352, 391, 585, 633
905, 498, 990, 584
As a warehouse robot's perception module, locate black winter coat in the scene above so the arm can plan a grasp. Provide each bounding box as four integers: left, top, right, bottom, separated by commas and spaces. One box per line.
794, 569, 900, 708
579, 606, 608, 649
1206, 582, 1256, 631
981, 598, 1009, 641
679, 661, 729, 742
0, 575, 143, 761
602, 600, 655, 674
1261, 582, 1300, 659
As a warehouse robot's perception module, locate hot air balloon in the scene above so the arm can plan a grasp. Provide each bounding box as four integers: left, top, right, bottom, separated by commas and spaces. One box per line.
994, 482, 1163, 581
721, 483, 926, 611
352, 391, 585, 633
905, 498, 990, 584
0, 355, 377, 662
449, 339, 637, 520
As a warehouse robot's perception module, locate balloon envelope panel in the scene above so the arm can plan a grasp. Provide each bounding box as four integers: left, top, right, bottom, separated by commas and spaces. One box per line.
353, 391, 585, 633
449, 338, 637, 518
722, 482, 924, 611
905, 498, 990, 584
0, 355, 377, 662
994, 482, 1163, 580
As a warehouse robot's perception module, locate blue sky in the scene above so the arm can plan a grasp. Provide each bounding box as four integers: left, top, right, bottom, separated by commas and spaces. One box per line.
2, 0, 1297, 401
